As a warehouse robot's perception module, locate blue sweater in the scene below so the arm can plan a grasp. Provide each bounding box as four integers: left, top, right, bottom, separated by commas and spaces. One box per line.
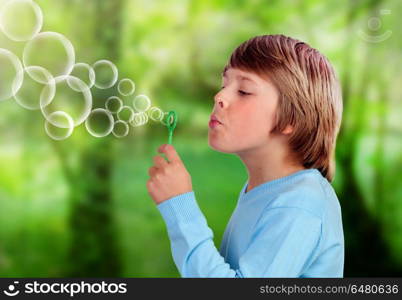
157, 168, 344, 277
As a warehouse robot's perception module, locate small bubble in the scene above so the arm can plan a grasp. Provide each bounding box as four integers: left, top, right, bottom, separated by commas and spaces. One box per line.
105, 96, 123, 114
92, 59, 118, 89
112, 120, 129, 138
85, 108, 114, 138
147, 107, 163, 121
130, 112, 148, 127
117, 105, 135, 122
133, 94, 151, 112
161, 112, 170, 126
117, 78, 135, 96
44, 111, 74, 141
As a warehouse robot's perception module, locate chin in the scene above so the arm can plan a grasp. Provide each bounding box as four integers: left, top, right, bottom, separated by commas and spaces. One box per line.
208, 133, 224, 152
208, 133, 237, 154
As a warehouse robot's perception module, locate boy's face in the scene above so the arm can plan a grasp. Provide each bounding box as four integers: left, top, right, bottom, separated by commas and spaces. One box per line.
208, 67, 280, 154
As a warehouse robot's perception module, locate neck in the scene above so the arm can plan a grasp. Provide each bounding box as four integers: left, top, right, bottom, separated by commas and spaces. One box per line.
237, 144, 305, 193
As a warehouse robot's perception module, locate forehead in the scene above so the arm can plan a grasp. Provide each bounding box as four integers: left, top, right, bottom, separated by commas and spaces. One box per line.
223, 67, 276, 89
222, 67, 263, 84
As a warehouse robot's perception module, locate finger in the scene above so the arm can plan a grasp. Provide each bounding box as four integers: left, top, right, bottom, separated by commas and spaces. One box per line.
148, 166, 158, 177
158, 144, 181, 163
153, 155, 168, 168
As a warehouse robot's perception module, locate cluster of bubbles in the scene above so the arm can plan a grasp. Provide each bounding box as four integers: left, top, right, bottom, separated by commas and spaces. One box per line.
0, 0, 169, 140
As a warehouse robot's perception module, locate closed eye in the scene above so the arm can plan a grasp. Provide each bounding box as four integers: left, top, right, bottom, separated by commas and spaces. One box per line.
238, 90, 252, 96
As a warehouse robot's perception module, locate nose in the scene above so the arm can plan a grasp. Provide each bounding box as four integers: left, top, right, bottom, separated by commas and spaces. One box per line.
214, 93, 226, 109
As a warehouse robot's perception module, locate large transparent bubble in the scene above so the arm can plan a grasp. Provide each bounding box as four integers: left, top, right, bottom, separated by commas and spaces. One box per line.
0, 0, 43, 42
14, 66, 55, 110
44, 111, 74, 141
117, 105, 134, 122
92, 60, 118, 89
147, 107, 163, 122
105, 96, 122, 114
85, 108, 114, 138
23, 31, 75, 83
130, 112, 148, 127
117, 78, 135, 96
70, 63, 95, 90
133, 94, 151, 112
41, 76, 92, 128
112, 120, 129, 138
0, 48, 24, 101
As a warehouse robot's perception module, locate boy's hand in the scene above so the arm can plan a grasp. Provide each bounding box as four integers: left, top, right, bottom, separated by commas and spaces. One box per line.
146, 144, 193, 205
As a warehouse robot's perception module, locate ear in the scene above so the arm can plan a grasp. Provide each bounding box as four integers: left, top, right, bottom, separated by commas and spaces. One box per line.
281, 125, 294, 135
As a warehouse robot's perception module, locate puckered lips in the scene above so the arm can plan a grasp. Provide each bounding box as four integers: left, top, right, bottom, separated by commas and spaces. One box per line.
209, 114, 223, 129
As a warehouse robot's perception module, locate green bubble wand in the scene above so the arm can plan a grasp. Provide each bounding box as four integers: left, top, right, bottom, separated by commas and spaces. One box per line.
165, 110, 177, 145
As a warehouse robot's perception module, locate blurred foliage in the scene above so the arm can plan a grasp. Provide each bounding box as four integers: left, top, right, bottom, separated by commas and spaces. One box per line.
0, 0, 402, 277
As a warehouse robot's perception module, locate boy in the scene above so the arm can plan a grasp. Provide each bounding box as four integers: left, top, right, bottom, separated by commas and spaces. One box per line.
146, 34, 344, 277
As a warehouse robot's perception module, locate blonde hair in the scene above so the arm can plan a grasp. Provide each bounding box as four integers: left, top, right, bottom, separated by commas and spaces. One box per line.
225, 35, 343, 182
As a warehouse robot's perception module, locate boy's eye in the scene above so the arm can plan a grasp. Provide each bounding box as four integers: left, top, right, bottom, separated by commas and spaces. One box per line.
238, 90, 252, 96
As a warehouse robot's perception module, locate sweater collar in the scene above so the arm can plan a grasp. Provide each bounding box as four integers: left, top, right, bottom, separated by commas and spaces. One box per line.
240, 168, 321, 200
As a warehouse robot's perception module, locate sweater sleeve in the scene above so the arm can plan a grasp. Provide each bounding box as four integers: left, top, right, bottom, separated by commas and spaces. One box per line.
157, 191, 322, 278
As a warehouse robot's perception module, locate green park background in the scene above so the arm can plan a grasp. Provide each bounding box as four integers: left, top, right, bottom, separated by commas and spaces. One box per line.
0, 0, 401, 277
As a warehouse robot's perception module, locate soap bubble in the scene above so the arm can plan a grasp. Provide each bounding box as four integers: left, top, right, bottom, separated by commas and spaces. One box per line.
92, 60, 118, 89
23, 31, 75, 83
117, 78, 135, 96
44, 111, 74, 141
112, 120, 129, 138
14, 66, 55, 110
161, 112, 168, 126
105, 96, 122, 114
41, 76, 92, 128
85, 108, 114, 138
117, 105, 134, 122
70, 63, 95, 90
133, 94, 151, 112
0, 0, 43, 42
0, 48, 24, 101
140, 112, 149, 125
130, 112, 148, 127
161, 111, 175, 126
147, 107, 163, 122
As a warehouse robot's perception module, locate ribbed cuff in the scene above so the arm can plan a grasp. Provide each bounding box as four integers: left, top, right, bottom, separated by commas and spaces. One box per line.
157, 191, 205, 227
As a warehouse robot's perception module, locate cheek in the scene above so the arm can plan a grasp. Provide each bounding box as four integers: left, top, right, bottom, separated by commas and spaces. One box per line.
208, 100, 276, 153
223, 103, 271, 150
236, 117, 269, 146
233, 103, 271, 137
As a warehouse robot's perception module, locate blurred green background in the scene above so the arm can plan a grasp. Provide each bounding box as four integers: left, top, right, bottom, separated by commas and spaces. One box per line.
0, 0, 401, 277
